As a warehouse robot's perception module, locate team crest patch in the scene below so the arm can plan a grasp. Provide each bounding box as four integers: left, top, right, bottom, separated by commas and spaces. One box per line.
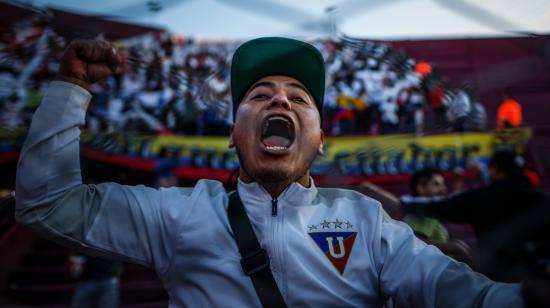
308, 219, 357, 274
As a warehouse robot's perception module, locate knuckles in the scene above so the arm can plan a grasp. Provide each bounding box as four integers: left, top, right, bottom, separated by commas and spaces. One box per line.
66, 39, 116, 63
57, 39, 119, 86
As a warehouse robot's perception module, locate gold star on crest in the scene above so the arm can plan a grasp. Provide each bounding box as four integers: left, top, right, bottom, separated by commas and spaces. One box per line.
333, 219, 344, 229
308, 224, 318, 231
321, 220, 331, 229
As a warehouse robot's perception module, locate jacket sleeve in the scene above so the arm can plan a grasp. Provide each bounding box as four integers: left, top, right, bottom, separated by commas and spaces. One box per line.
15, 81, 194, 275
375, 210, 524, 307
399, 187, 490, 223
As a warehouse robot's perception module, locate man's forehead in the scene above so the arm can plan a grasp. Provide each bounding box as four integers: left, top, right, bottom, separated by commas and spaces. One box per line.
252, 75, 304, 87
246, 75, 313, 97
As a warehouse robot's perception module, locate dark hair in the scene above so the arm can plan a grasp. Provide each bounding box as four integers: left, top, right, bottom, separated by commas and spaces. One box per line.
409, 168, 442, 196
489, 149, 524, 179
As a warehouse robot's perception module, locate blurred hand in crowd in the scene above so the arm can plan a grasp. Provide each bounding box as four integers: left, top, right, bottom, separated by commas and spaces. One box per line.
55, 39, 122, 90
451, 166, 465, 193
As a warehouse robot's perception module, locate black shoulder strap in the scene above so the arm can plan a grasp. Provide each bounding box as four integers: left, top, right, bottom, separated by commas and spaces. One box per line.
228, 191, 288, 308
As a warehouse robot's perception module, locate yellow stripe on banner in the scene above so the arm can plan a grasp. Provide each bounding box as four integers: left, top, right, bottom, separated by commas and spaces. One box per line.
0, 128, 532, 168
145, 128, 531, 162
151, 135, 229, 154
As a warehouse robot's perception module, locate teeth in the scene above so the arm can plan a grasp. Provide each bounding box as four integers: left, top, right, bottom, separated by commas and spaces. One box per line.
266, 146, 288, 151
270, 116, 288, 121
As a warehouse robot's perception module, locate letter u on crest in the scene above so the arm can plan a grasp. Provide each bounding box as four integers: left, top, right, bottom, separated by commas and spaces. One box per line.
326, 236, 345, 258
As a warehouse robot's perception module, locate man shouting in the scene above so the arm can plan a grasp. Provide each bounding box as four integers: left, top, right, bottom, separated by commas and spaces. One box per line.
16, 37, 524, 307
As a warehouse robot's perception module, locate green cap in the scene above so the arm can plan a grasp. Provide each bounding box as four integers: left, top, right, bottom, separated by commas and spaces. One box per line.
231, 37, 325, 121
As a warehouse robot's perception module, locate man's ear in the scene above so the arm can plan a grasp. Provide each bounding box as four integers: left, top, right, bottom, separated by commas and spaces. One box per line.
228, 125, 235, 148
317, 129, 325, 155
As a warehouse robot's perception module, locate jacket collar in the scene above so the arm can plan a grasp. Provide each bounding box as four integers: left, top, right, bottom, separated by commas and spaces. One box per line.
237, 177, 318, 208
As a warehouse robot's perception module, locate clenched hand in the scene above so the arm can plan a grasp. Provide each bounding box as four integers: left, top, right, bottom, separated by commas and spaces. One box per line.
55, 39, 122, 90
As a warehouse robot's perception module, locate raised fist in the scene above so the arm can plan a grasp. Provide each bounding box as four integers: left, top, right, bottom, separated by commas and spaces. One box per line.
55, 39, 122, 90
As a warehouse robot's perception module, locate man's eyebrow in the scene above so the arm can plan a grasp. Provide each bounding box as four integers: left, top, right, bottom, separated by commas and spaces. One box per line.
286, 82, 310, 95
246, 81, 311, 98
247, 81, 276, 93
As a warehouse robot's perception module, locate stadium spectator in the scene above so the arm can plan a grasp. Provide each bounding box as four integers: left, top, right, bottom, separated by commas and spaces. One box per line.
360, 169, 475, 266
401, 149, 550, 282
463, 100, 487, 132
399, 86, 425, 135
415, 61, 432, 77
379, 77, 400, 134
426, 80, 448, 131
497, 94, 523, 129
444, 88, 471, 132
69, 253, 123, 308
155, 146, 179, 188
463, 84, 487, 132
0, 93, 22, 127
405, 168, 451, 243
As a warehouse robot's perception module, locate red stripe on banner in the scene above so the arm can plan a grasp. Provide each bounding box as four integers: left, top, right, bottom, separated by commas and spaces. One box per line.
80, 148, 155, 171
4, 149, 481, 185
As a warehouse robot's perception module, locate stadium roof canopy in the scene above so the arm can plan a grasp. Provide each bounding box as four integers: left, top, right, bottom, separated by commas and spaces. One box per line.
20, 0, 550, 40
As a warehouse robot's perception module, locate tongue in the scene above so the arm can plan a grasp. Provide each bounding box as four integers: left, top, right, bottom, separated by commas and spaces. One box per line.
263, 136, 291, 147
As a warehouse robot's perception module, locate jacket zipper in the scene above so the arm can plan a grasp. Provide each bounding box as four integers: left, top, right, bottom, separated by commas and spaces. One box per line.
272, 197, 278, 217
270, 197, 285, 298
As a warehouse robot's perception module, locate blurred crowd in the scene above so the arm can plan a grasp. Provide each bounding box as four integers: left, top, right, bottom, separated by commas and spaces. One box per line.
0, 14, 64, 129
318, 38, 488, 136
0, 13, 500, 137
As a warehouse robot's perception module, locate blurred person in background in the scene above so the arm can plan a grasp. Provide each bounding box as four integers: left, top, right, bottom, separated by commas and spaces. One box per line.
444, 86, 471, 132
378, 76, 400, 134
404, 168, 473, 263
462, 84, 487, 132
426, 79, 448, 132
360, 168, 474, 266
463, 99, 487, 132
497, 94, 523, 130
399, 86, 425, 135
401, 149, 550, 283
155, 146, 179, 188
69, 253, 123, 308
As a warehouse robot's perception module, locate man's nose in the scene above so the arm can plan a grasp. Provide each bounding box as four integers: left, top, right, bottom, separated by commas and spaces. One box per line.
269, 92, 292, 111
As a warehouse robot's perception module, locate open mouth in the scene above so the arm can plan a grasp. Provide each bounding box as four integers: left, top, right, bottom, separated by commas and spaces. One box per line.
261, 115, 295, 152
